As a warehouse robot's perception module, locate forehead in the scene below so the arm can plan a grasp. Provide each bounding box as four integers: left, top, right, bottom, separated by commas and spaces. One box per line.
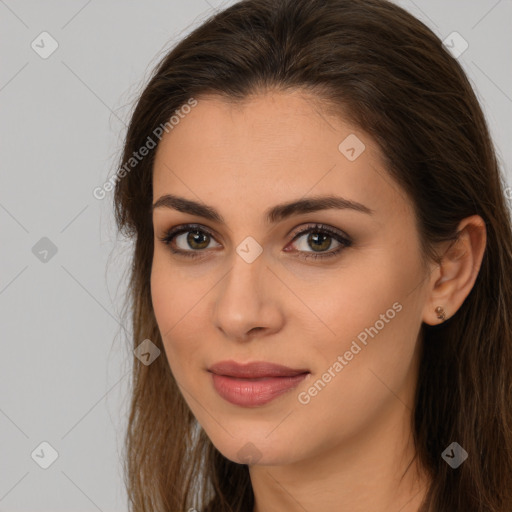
152, 90, 411, 221
154, 90, 361, 169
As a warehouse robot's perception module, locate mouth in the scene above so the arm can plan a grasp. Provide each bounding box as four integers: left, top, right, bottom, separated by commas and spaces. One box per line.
207, 360, 310, 407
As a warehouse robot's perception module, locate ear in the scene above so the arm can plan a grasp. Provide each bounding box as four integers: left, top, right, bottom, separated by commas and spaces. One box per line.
422, 215, 487, 326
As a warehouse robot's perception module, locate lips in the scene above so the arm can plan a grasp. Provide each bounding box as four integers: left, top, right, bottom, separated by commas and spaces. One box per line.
209, 360, 309, 378
208, 360, 310, 407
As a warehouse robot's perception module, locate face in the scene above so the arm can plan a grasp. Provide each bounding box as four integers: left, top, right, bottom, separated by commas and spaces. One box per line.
151, 90, 431, 466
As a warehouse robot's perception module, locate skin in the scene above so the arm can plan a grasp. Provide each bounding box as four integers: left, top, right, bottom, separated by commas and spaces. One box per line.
150, 89, 486, 512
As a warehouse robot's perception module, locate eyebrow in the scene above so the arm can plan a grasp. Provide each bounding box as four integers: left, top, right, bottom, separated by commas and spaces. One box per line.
152, 194, 374, 224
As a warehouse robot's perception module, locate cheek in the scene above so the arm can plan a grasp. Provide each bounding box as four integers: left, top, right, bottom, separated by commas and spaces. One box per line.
302, 244, 425, 394
150, 253, 209, 376
150, 255, 175, 333
301, 254, 416, 351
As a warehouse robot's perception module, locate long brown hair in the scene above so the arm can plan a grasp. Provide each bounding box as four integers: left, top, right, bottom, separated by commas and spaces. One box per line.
113, 0, 512, 510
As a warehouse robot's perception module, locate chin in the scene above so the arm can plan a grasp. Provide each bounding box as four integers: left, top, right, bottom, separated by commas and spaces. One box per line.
205, 427, 307, 466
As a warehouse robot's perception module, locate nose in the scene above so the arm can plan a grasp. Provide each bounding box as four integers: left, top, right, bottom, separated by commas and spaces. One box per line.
212, 249, 285, 343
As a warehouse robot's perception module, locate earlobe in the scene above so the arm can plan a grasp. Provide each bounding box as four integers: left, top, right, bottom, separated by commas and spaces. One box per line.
422, 215, 487, 326
434, 306, 447, 321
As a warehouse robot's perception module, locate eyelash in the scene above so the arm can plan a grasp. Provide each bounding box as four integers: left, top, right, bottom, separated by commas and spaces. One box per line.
157, 223, 352, 262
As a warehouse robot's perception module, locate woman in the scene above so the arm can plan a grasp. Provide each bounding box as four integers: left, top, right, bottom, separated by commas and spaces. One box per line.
113, 0, 512, 510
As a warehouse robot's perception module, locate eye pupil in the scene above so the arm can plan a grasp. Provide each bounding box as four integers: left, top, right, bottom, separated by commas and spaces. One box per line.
161, 223, 348, 261
308, 232, 331, 252
188, 230, 209, 249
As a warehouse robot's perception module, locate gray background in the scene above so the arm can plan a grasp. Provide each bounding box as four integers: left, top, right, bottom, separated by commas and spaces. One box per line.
0, 1, 510, 511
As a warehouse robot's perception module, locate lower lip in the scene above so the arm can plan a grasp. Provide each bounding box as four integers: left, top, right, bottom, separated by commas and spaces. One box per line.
210, 372, 309, 407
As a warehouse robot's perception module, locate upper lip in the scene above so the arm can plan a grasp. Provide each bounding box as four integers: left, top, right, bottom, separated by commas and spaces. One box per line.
208, 360, 310, 378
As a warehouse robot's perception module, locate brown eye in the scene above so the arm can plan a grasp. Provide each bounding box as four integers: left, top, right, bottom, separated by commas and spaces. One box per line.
305, 232, 334, 252
158, 222, 352, 262
183, 230, 211, 250
286, 223, 352, 261
159, 224, 221, 258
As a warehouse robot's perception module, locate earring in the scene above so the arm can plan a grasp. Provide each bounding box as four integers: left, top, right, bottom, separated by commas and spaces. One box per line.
435, 306, 446, 321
